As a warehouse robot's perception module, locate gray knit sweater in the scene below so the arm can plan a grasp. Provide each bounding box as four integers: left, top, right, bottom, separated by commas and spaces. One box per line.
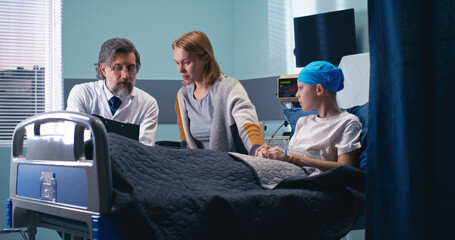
175, 76, 262, 154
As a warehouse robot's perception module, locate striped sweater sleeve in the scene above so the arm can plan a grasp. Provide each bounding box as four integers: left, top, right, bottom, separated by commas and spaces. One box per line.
228, 83, 263, 154
175, 91, 187, 146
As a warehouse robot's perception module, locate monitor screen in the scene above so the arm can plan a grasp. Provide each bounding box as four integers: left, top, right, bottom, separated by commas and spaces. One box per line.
277, 75, 298, 102
294, 8, 357, 67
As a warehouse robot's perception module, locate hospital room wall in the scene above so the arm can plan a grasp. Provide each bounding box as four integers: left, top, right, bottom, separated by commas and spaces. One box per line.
61, 0, 369, 142
62, 0, 369, 80
233, 0, 369, 79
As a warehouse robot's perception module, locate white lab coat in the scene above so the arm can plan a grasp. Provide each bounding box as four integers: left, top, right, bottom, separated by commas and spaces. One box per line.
66, 80, 159, 146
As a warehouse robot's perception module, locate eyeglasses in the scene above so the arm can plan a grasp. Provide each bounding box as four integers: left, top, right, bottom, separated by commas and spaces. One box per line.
110, 64, 137, 75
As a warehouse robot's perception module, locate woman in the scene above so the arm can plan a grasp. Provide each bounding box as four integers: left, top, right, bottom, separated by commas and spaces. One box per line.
173, 31, 262, 154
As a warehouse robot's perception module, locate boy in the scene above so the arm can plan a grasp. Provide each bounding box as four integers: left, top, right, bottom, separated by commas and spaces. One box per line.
255, 61, 362, 172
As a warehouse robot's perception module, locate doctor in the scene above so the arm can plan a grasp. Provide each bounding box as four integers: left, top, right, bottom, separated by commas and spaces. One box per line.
66, 38, 159, 146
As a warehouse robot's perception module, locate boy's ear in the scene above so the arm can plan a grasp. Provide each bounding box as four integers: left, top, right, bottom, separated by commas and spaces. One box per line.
316, 84, 324, 96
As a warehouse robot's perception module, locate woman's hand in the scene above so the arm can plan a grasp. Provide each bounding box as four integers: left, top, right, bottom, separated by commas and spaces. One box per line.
256, 148, 268, 158
254, 144, 271, 157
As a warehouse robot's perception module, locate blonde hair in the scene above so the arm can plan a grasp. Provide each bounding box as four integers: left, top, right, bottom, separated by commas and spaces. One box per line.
172, 31, 222, 85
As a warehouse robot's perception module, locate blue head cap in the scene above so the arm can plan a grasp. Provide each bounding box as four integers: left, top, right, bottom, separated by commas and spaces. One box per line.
297, 61, 344, 92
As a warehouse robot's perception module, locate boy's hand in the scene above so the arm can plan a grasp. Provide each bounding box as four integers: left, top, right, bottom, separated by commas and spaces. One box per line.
265, 146, 286, 161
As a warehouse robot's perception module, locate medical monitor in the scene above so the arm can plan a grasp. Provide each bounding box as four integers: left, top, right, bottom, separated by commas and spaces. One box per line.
294, 8, 357, 67
277, 75, 298, 102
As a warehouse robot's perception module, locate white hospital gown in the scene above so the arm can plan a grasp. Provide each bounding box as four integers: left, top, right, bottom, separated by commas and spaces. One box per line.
287, 110, 362, 162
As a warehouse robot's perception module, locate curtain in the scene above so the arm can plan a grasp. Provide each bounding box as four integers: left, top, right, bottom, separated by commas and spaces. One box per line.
367, 0, 455, 239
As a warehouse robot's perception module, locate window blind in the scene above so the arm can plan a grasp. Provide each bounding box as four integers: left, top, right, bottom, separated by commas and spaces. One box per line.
0, 0, 62, 146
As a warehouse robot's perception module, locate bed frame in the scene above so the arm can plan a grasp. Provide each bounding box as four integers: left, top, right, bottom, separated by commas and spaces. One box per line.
6, 111, 365, 240
6, 111, 121, 240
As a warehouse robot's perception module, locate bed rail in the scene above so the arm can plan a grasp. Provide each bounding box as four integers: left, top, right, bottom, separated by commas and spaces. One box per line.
8, 111, 113, 238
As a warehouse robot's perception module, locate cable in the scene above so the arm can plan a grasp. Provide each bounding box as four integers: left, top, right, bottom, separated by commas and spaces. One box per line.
267, 120, 289, 145
279, 101, 288, 108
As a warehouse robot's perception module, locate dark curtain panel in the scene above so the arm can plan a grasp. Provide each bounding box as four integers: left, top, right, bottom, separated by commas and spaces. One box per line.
367, 0, 455, 239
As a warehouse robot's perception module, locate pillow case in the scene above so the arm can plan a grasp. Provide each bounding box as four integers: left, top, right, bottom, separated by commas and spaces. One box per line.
283, 102, 369, 171
345, 103, 369, 172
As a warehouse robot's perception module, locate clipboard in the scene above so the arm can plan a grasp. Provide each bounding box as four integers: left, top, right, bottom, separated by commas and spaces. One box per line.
92, 114, 139, 141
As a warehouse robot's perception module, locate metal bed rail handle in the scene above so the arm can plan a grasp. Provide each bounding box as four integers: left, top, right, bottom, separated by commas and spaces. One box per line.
12, 111, 106, 161
10, 111, 113, 215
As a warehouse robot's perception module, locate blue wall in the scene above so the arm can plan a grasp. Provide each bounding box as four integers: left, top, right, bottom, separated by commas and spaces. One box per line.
61, 0, 368, 142
63, 0, 235, 80
63, 0, 369, 80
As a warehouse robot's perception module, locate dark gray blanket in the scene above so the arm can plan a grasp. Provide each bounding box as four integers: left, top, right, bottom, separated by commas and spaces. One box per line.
107, 133, 365, 240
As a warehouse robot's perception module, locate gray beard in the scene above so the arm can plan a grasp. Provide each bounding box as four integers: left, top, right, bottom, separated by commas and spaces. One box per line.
110, 80, 133, 97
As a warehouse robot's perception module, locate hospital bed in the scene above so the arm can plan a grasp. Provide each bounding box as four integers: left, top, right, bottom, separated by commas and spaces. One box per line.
6, 110, 365, 240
